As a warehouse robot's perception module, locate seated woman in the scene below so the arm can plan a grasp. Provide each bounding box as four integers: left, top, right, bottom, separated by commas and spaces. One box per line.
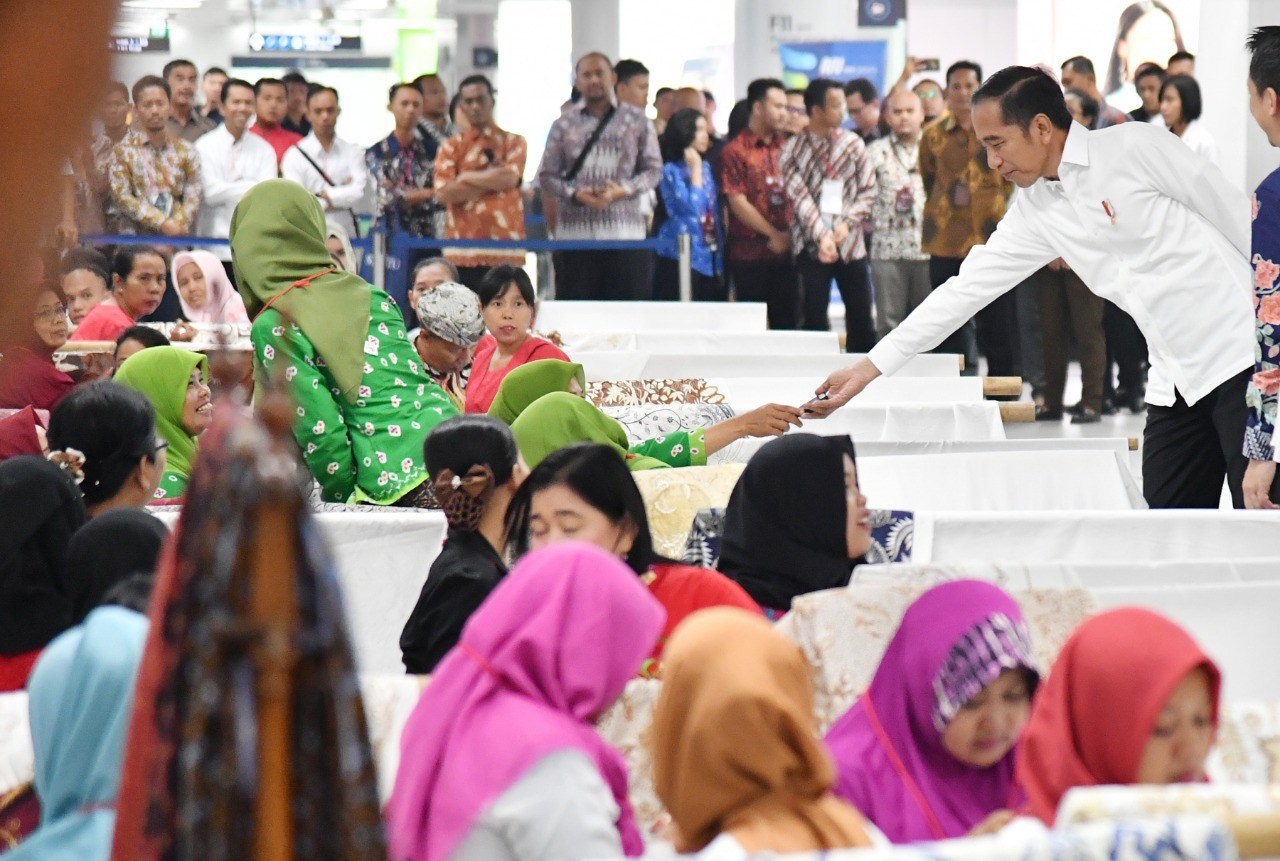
463, 265, 569, 414
73, 247, 168, 342
387, 543, 663, 861
400, 415, 524, 674
171, 249, 249, 325
825, 581, 1039, 843
718, 434, 871, 616
229, 180, 458, 505
512, 392, 670, 471
407, 256, 461, 340
0, 284, 75, 411
113, 346, 211, 502
413, 282, 485, 412
326, 218, 359, 274
60, 248, 112, 329
47, 382, 165, 516
1016, 607, 1220, 824
2, 606, 148, 861
61, 508, 168, 625
0, 456, 88, 691
652, 608, 872, 855
112, 325, 170, 369
654, 107, 724, 302
489, 358, 801, 467
505, 442, 760, 675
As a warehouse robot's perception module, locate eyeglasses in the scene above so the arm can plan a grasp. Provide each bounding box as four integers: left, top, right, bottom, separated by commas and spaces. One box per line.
786, 106, 807, 115
33, 307, 67, 323
146, 440, 169, 462
917, 88, 940, 99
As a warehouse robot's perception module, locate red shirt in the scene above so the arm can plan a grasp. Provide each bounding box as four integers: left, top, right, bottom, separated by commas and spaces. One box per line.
642, 562, 763, 676
463, 334, 570, 414
72, 302, 134, 342
720, 129, 793, 262
250, 123, 303, 166
0, 347, 75, 412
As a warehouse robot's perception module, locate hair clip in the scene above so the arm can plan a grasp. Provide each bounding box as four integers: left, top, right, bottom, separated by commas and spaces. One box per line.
47, 447, 87, 485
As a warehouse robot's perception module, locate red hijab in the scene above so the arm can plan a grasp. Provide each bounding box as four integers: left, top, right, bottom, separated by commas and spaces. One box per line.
1015, 608, 1221, 825
0, 406, 45, 462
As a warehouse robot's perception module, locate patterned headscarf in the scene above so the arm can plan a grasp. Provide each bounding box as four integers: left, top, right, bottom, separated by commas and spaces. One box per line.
415, 282, 485, 348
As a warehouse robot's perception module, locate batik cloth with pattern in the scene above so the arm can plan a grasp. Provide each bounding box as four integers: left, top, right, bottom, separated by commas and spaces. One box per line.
918, 112, 1012, 258
106, 129, 202, 235
1246, 169, 1280, 461
778, 128, 876, 261
433, 124, 528, 267
415, 281, 485, 348
682, 507, 913, 570
108, 407, 386, 861
366, 128, 441, 238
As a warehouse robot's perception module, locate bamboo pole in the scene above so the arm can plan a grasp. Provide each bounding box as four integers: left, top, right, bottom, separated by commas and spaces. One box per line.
982, 377, 1023, 398
999, 402, 1036, 423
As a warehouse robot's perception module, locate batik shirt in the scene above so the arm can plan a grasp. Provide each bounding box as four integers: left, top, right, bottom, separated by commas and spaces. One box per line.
107, 129, 203, 234
866, 134, 927, 261
366, 129, 441, 238
252, 290, 459, 504
779, 128, 876, 262
1246, 169, 1280, 461
918, 112, 1012, 259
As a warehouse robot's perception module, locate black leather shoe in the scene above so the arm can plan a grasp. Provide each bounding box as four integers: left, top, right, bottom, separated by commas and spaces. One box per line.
1035, 405, 1064, 421
1071, 408, 1102, 424
1066, 401, 1084, 417
1100, 397, 1118, 416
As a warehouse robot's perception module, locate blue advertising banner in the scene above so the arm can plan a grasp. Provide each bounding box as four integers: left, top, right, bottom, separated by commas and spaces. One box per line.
779, 40, 888, 94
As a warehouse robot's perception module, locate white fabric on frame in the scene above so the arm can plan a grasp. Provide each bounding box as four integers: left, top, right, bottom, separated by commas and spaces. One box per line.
709, 376, 983, 408
536, 300, 768, 331
550, 330, 840, 355
636, 352, 961, 380
852, 438, 1133, 457
576, 351, 653, 381
851, 558, 1280, 592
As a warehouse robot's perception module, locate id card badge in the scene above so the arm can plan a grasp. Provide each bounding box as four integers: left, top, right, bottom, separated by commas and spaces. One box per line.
820, 178, 843, 217
152, 191, 173, 218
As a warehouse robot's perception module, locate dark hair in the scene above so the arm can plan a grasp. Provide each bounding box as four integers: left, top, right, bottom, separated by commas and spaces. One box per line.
946, 60, 984, 86
785, 87, 805, 97
842, 77, 878, 103
702, 88, 715, 104
388, 81, 422, 103
61, 247, 110, 284
131, 75, 170, 104
614, 59, 649, 84
1169, 50, 1195, 65
1134, 62, 1167, 84
655, 86, 674, 99
747, 77, 785, 107
115, 325, 170, 354
221, 77, 255, 104
1160, 74, 1202, 123
425, 415, 519, 486
111, 246, 166, 284
1061, 56, 1096, 78
1065, 87, 1100, 128
477, 264, 535, 307
204, 66, 228, 78
973, 65, 1073, 132
254, 77, 286, 97
504, 443, 670, 574
413, 73, 443, 88
99, 572, 155, 615
47, 382, 158, 505
412, 256, 459, 282
106, 80, 129, 100
803, 78, 843, 113
726, 98, 751, 141
458, 74, 495, 97
1248, 27, 1280, 97
660, 107, 704, 162
1106, 2, 1186, 94
307, 85, 339, 104
162, 59, 196, 80
281, 71, 309, 88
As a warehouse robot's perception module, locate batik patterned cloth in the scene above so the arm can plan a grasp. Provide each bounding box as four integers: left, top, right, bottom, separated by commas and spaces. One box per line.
587, 378, 724, 407
106, 129, 202, 234
681, 506, 915, 570
1246, 171, 1280, 461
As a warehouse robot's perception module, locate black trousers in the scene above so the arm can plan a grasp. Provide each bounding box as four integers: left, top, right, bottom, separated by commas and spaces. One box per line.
730, 258, 800, 330
927, 256, 978, 371
1103, 300, 1148, 397
930, 254, 1021, 377
796, 252, 876, 353
555, 249, 654, 300
652, 256, 727, 302
1143, 367, 1280, 508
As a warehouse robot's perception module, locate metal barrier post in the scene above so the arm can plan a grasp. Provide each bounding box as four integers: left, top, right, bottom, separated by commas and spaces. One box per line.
373, 227, 387, 292
678, 233, 692, 303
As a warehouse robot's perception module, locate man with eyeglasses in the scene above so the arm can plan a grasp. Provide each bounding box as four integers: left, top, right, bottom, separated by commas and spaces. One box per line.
784, 88, 809, 136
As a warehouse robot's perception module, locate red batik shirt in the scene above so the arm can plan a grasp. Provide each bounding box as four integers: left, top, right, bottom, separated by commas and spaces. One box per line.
720, 130, 793, 262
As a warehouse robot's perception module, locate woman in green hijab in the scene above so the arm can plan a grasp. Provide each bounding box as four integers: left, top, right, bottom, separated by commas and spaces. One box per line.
114, 346, 209, 501
510, 391, 671, 471
489, 359, 804, 468
229, 180, 458, 504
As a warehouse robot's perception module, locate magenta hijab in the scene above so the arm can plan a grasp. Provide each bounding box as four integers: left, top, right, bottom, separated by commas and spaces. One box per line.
386, 542, 665, 861
171, 250, 249, 324
824, 581, 1039, 844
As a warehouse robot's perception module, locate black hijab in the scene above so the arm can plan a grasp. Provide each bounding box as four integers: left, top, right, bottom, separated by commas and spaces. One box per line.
0, 455, 89, 654
717, 434, 858, 611
62, 507, 169, 624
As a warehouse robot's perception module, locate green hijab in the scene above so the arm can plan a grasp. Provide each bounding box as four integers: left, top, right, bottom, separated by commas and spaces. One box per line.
114, 346, 206, 480
488, 359, 587, 425
229, 179, 371, 404
510, 391, 670, 472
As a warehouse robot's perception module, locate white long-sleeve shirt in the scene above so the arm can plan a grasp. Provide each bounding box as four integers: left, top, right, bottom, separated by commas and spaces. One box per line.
868, 121, 1253, 408
194, 124, 278, 259
1176, 119, 1221, 168
280, 132, 370, 214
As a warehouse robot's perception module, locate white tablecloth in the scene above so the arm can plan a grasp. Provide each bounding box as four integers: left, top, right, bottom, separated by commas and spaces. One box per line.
549, 330, 840, 355
631, 352, 962, 380
537, 300, 767, 331
910, 510, 1280, 564
853, 438, 1133, 457
709, 375, 983, 408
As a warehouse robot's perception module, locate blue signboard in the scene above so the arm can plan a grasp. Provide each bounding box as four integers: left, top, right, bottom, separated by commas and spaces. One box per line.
779, 40, 888, 94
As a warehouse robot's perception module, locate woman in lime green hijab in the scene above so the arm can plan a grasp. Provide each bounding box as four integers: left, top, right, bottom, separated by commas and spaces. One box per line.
510, 392, 670, 471
229, 179, 459, 505
114, 346, 209, 501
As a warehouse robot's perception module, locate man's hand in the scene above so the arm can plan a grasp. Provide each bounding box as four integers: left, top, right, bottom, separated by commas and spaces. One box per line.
601, 180, 628, 204
574, 188, 609, 210
804, 358, 881, 417
818, 233, 839, 264
832, 220, 851, 246
1243, 459, 1279, 509
734, 403, 804, 437
766, 228, 791, 255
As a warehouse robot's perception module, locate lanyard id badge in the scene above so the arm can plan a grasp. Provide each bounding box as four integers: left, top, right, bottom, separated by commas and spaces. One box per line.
820, 178, 843, 217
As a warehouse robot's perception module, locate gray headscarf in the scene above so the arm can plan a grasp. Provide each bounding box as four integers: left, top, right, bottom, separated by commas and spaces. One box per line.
416, 281, 485, 347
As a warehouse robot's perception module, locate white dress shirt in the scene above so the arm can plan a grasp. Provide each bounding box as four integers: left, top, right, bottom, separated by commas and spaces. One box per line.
194, 124, 278, 259
1176, 119, 1221, 167
868, 121, 1253, 408
280, 132, 370, 215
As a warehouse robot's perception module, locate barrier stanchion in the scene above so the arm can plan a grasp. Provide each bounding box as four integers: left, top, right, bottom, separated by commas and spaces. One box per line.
677, 233, 692, 303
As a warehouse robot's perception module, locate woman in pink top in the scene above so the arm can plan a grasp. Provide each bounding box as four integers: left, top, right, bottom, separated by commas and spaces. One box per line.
463, 265, 569, 413
171, 250, 249, 324
73, 246, 167, 342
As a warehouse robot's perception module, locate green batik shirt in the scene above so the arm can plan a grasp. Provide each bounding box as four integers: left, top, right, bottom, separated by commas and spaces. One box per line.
153, 470, 188, 501
630, 428, 708, 467
252, 290, 459, 504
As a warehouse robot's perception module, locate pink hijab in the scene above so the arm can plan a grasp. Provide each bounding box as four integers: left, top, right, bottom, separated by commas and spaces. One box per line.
386, 542, 665, 861
170, 250, 249, 324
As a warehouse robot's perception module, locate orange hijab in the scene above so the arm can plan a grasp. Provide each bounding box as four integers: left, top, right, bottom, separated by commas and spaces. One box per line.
651, 608, 872, 854
1015, 607, 1221, 825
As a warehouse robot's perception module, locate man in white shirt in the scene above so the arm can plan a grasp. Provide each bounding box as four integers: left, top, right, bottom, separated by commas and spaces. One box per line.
194, 78, 277, 266
281, 85, 369, 237
810, 66, 1259, 509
